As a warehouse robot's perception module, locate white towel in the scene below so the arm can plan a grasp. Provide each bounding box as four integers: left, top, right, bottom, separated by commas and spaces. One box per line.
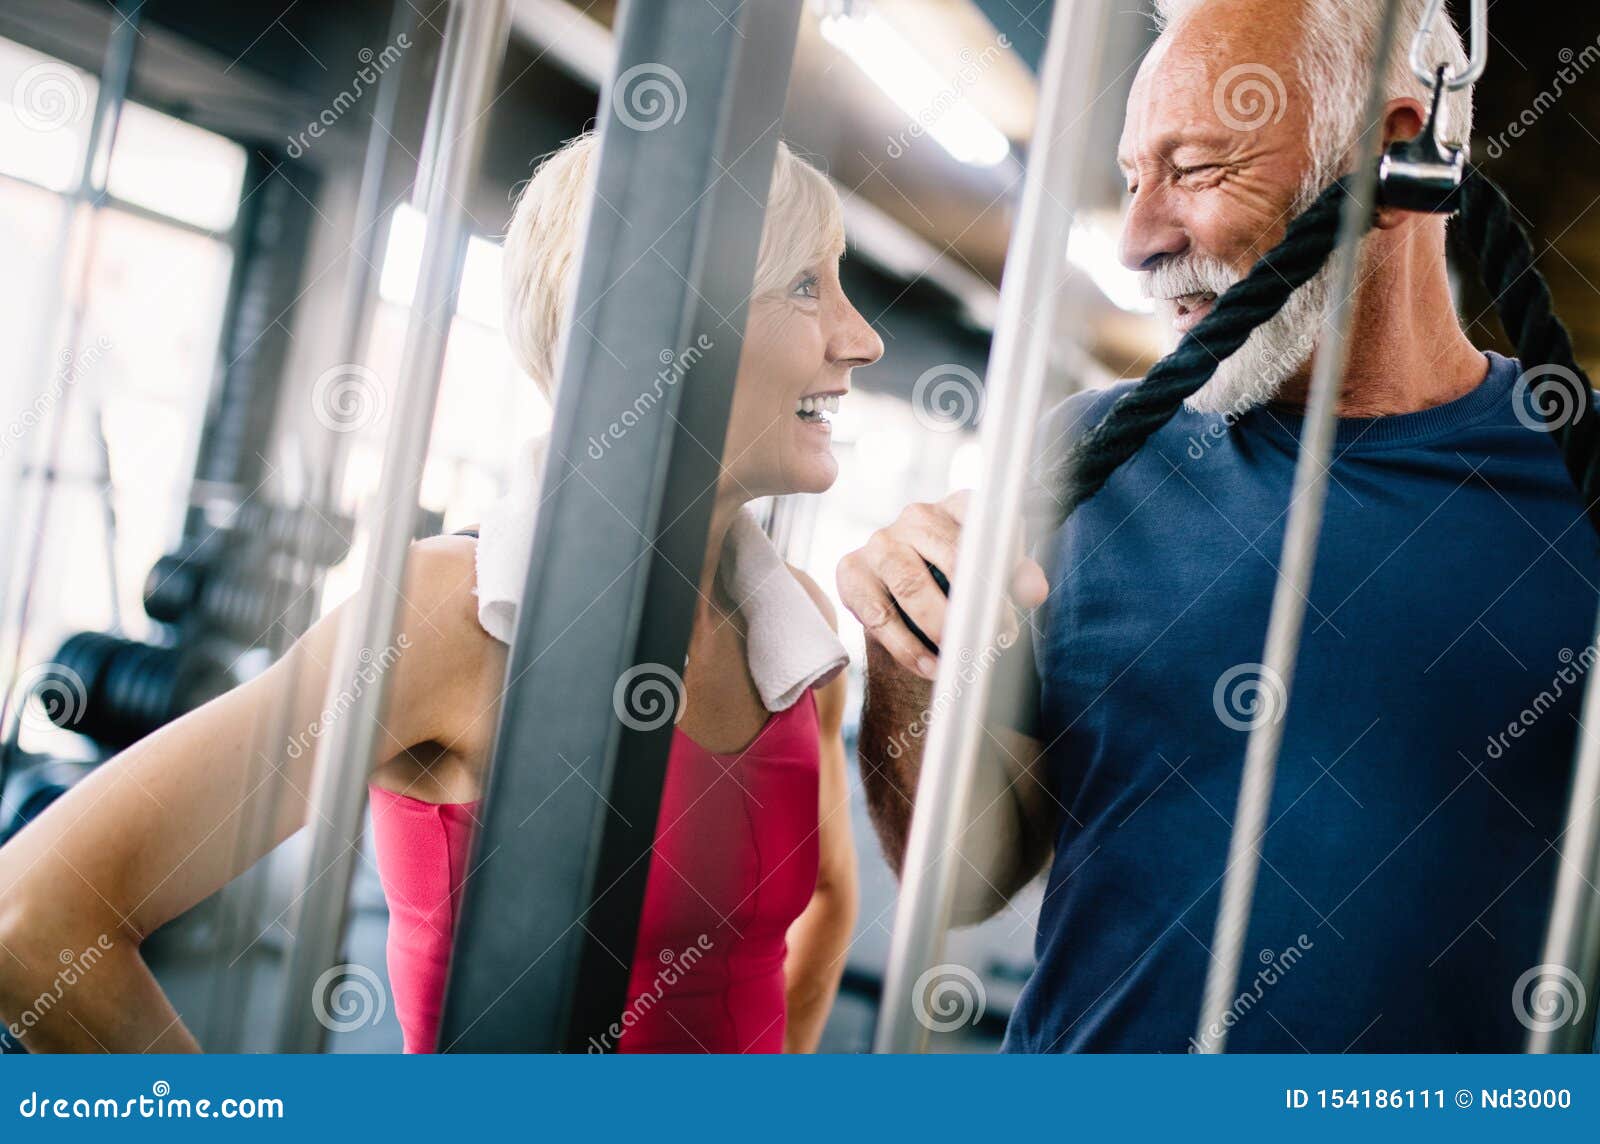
474, 436, 847, 712
473, 433, 548, 650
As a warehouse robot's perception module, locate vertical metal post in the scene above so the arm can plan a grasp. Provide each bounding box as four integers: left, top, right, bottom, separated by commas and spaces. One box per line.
0, 1, 140, 772
275, 0, 509, 1052
1527, 603, 1600, 1052
1194, 0, 1405, 1052
200, 0, 420, 1053
410, 1, 461, 222
313, 0, 422, 518
873, 0, 1114, 1053
439, 0, 802, 1052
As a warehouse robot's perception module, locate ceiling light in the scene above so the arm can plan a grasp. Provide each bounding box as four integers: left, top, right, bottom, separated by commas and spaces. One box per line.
819, 7, 1011, 168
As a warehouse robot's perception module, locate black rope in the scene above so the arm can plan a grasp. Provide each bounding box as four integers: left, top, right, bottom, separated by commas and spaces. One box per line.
1455, 170, 1600, 529
1040, 164, 1600, 537
894, 164, 1600, 653
1035, 175, 1360, 529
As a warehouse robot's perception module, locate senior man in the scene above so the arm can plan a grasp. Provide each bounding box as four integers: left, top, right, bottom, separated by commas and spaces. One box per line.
839, 0, 1597, 1052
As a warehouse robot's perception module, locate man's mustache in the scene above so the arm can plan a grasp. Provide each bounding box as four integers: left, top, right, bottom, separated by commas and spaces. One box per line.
1139, 254, 1239, 302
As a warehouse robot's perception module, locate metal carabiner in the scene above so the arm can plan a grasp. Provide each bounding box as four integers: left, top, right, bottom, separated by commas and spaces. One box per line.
1376, 64, 1464, 213
1378, 0, 1487, 212
1412, 0, 1487, 92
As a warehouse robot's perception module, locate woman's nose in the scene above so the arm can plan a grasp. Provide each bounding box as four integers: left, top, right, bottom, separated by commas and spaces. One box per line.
832, 297, 885, 366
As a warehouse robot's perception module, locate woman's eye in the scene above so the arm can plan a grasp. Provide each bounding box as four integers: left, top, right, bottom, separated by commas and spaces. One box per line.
792, 273, 820, 300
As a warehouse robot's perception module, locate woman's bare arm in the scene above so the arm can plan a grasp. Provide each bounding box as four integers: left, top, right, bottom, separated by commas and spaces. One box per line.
0, 535, 498, 1051
782, 571, 859, 1052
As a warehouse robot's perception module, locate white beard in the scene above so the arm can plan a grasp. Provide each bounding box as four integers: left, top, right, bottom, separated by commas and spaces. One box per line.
1142, 178, 1349, 418
1180, 251, 1335, 416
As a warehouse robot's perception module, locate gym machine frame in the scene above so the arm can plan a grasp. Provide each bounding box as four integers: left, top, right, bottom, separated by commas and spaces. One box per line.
209, 0, 421, 1052
874, 0, 1122, 1052
276, 0, 511, 1052
437, 0, 804, 1052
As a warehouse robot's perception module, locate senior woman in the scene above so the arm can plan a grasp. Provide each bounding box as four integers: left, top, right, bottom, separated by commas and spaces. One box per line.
0, 133, 882, 1053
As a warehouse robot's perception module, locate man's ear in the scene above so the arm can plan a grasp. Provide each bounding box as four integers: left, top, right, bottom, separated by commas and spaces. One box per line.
1374, 96, 1431, 230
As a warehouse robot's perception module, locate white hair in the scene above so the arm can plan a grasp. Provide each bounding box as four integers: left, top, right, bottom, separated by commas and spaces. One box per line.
502, 133, 845, 397
1155, 0, 1475, 178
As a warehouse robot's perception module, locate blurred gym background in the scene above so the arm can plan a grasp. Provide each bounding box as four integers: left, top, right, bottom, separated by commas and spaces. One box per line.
0, 0, 1593, 1051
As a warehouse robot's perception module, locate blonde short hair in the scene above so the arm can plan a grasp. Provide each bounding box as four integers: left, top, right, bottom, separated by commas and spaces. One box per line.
502, 133, 846, 396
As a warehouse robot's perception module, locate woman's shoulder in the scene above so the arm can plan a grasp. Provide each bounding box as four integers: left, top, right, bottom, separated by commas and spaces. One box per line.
380, 532, 504, 754
396, 532, 502, 665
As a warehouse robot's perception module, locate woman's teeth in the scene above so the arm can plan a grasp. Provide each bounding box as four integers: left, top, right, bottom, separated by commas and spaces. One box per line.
796, 394, 840, 424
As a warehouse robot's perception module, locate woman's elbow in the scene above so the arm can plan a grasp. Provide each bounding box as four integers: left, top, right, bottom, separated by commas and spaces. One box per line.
0, 882, 67, 1019
0, 854, 124, 1012
815, 854, 860, 932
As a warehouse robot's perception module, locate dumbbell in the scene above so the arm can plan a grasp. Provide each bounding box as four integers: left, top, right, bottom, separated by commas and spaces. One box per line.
38, 634, 229, 748
0, 766, 69, 847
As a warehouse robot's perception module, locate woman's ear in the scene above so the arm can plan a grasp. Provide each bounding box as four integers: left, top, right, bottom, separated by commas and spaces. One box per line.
1374, 96, 1432, 231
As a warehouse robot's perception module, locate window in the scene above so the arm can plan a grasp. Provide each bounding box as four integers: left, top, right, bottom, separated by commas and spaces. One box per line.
319, 203, 551, 611
0, 33, 246, 757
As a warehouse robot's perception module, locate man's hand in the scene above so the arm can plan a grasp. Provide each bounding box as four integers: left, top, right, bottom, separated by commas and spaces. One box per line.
835, 490, 1048, 679
839, 491, 1054, 909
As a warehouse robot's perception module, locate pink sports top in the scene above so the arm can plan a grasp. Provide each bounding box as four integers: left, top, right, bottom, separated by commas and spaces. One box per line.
367, 689, 821, 1053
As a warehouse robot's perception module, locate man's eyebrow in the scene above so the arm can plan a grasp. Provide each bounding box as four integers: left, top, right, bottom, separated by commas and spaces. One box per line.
1119, 127, 1240, 175
1153, 127, 1237, 153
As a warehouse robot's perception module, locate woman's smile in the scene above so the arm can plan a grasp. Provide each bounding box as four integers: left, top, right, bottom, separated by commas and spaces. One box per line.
796, 389, 845, 431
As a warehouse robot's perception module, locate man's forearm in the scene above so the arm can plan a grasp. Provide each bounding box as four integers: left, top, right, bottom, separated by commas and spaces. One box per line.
857, 638, 935, 874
